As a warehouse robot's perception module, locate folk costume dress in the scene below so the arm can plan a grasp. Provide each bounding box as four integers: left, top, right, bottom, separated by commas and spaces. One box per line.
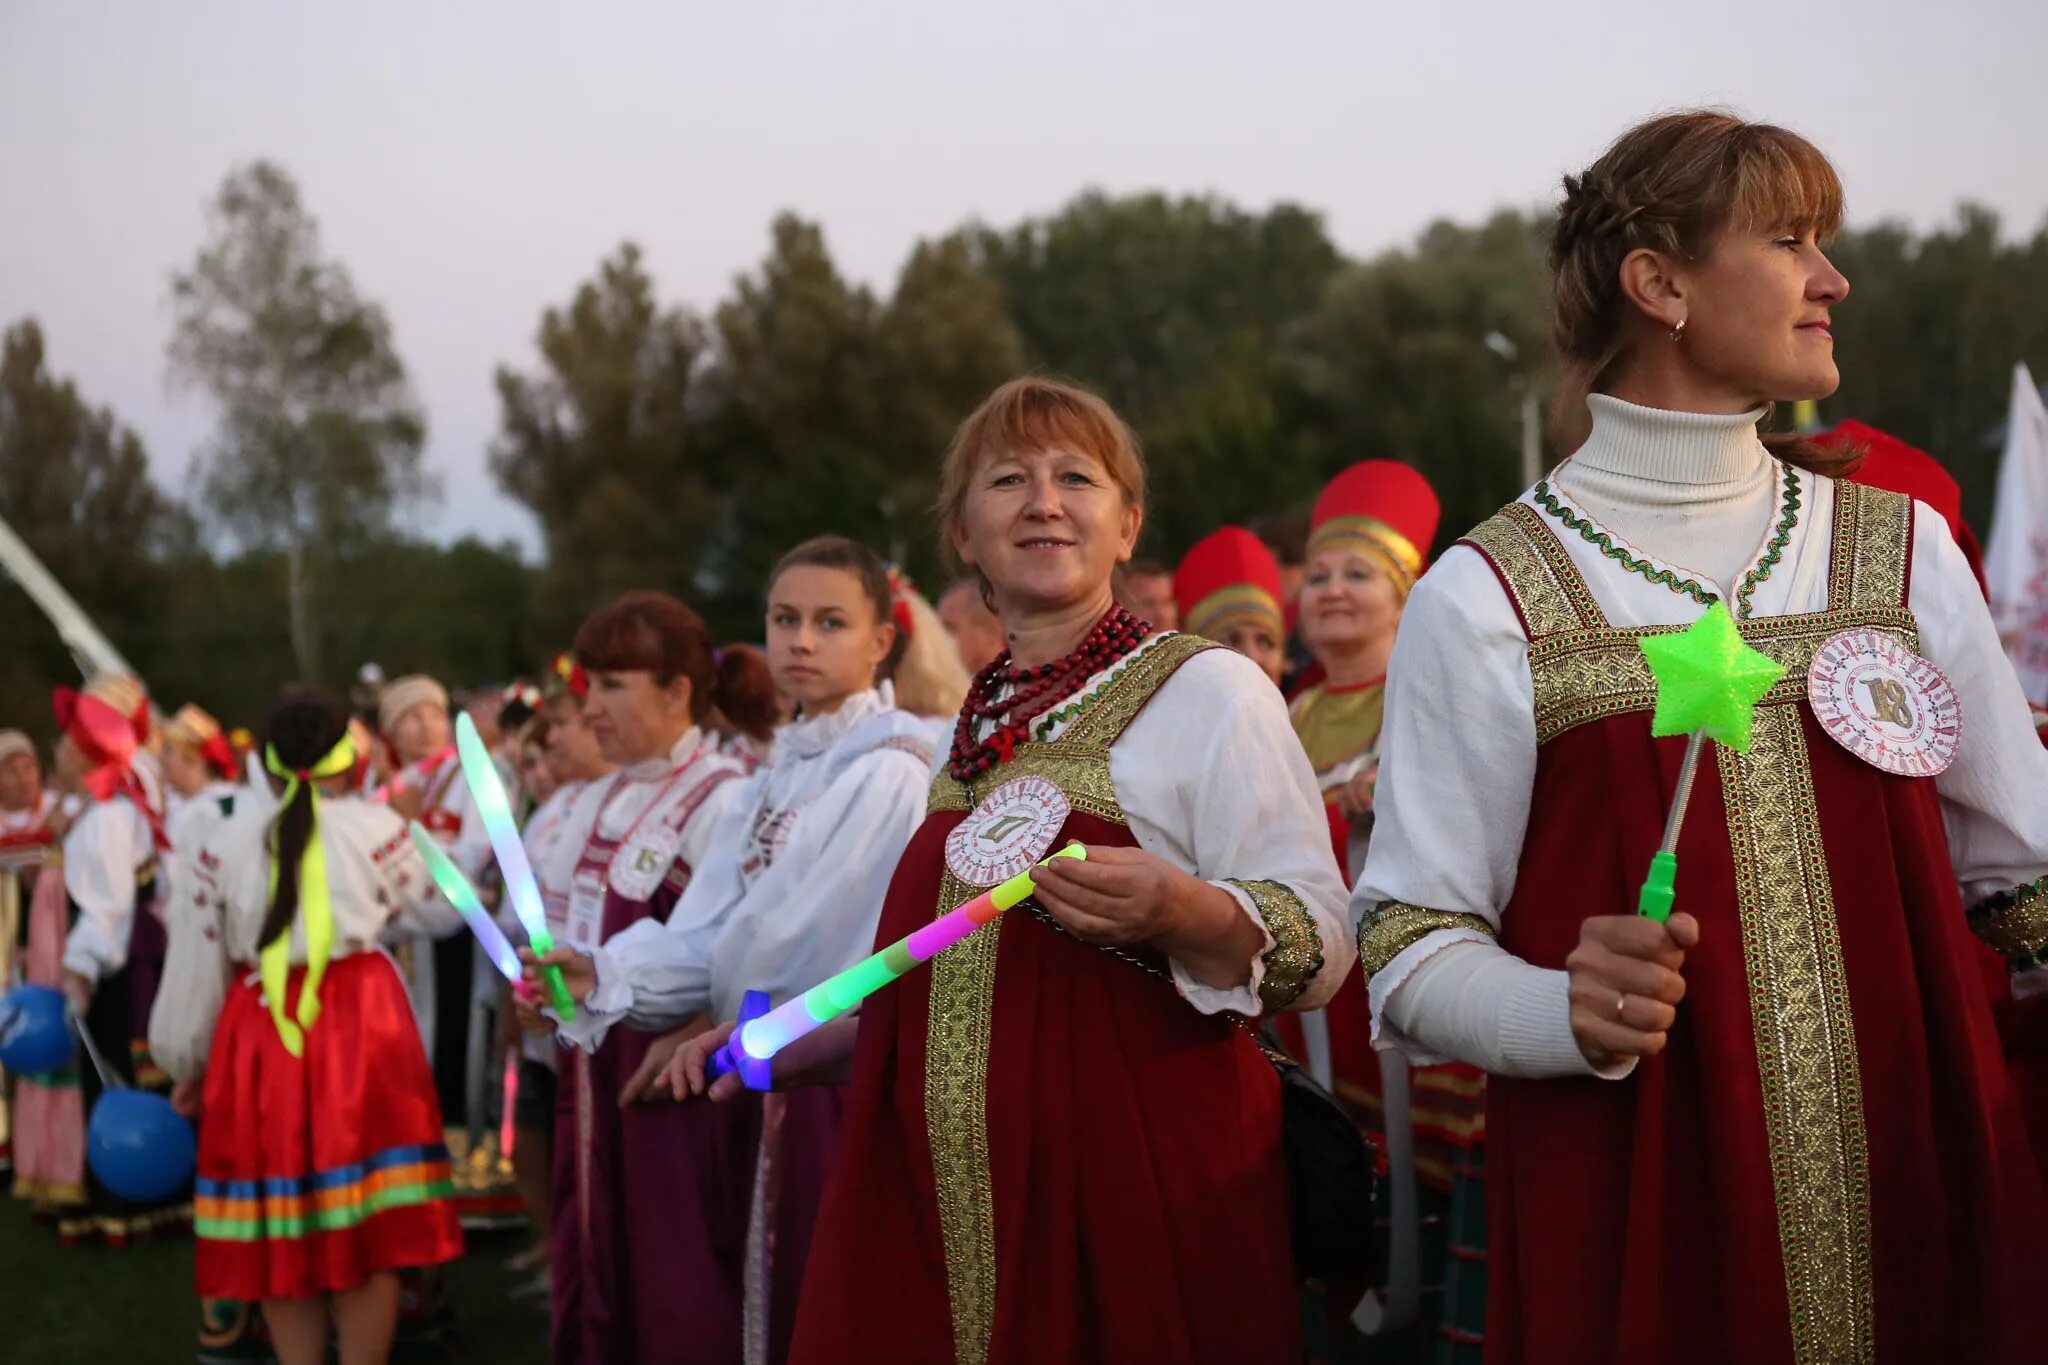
1356, 396, 2048, 1364
558, 689, 932, 1365
49, 682, 188, 1243
153, 778, 466, 1301
532, 727, 745, 1365
791, 623, 1353, 1365
1, 764, 62, 1188
1289, 460, 1490, 1358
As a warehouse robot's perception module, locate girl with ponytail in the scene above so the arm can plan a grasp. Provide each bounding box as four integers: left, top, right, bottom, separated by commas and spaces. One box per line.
151, 690, 463, 1365
526, 543, 935, 1365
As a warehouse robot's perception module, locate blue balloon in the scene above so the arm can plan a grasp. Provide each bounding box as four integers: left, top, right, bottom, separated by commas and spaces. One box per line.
88, 1089, 196, 1203
0, 985, 73, 1074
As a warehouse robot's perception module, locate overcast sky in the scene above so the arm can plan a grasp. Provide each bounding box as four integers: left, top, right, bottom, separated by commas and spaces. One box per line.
3, 1, 2042, 557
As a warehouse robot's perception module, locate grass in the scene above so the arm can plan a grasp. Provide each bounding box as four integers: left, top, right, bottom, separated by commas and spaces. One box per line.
0, 1195, 548, 1363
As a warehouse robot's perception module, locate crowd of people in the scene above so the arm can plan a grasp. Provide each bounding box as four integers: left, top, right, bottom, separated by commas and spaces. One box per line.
6, 108, 2048, 1365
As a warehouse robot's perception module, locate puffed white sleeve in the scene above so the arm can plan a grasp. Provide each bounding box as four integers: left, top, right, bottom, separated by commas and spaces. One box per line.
1352, 547, 1608, 1079
59, 802, 143, 984
147, 826, 231, 1085
706, 747, 930, 1022
554, 783, 754, 1050
1114, 647, 1354, 1015
371, 808, 464, 939
1910, 505, 2048, 985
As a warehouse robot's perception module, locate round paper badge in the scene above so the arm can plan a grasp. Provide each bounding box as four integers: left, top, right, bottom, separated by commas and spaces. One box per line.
944, 774, 1070, 887
1806, 628, 1962, 777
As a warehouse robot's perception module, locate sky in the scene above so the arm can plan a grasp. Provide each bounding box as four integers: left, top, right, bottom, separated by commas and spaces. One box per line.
3, 1, 2043, 560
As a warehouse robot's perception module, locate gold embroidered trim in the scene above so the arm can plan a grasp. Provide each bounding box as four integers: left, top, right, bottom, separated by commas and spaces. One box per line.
1460, 502, 1608, 637
1527, 607, 1920, 744
1357, 901, 1496, 982
1968, 875, 2048, 971
927, 743, 1124, 823
1828, 480, 1913, 612
1720, 706, 1874, 1364
924, 865, 1000, 1364
1227, 878, 1325, 1011
920, 628, 1222, 1360
1062, 631, 1218, 746
927, 632, 1212, 819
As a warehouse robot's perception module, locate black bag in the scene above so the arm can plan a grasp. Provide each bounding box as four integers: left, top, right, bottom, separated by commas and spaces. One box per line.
1023, 902, 1379, 1282
1262, 1037, 1380, 1281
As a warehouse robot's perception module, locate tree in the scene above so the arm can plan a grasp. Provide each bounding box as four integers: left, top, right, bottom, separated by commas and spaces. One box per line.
1286, 210, 1553, 546
1825, 207, 2048, 532
695, 217, 1021, 631
0, 318, 194, 740
490, 242, 711, 641
169, 160, 430, 681
962, 192, 1343, 555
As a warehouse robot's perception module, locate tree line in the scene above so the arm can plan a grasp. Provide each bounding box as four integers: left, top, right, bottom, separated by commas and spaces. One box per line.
5, 162, 2046, 739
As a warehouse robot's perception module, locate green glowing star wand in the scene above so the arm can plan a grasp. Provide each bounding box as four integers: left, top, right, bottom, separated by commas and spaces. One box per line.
1634, 602, 1785, 921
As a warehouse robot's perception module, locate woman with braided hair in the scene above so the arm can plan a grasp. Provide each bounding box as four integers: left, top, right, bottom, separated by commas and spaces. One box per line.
1353, 111, 2048, 1361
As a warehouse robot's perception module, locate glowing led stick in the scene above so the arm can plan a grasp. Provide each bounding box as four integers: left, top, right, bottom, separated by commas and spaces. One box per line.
408, 821, 527, 989
454, 713, 575, 1019
707, 844, 1086, 1088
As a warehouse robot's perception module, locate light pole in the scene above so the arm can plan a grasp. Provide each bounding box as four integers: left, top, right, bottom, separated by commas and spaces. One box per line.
1484, 331, 1544, 488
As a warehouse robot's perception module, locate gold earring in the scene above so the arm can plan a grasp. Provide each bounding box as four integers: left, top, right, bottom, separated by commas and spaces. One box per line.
1670, 317, 1687, 342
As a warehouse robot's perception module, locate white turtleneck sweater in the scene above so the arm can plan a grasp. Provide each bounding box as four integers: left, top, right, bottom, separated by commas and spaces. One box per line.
1554, 394, 1775, 593
1356, 395, 2048, 1079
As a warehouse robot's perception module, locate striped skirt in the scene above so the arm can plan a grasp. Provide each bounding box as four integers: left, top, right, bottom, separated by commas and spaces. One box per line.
194, 952, 463, 1300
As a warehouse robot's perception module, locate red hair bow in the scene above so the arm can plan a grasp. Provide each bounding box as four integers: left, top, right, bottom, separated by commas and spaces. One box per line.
51, 687, 169, 848
199, 732, 239, 780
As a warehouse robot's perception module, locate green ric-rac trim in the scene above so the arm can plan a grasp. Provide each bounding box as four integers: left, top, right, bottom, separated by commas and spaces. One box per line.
1534, 465, 1802, 621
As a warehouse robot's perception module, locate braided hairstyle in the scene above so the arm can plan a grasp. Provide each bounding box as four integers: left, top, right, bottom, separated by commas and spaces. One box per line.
1549, 110, 1857, 476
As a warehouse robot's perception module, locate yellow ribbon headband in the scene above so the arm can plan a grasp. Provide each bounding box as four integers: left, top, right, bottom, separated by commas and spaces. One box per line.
258, 732, 358, 1058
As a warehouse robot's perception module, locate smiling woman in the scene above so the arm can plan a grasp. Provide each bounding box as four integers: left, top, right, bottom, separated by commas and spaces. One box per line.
768, 377, 1354, 1365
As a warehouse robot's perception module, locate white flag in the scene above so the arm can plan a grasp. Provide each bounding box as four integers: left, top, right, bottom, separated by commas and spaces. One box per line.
1984, 362, 2048, 705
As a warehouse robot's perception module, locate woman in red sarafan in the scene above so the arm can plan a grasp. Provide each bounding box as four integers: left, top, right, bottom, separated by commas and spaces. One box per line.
684, 376, 1356, 1364
1354, 110, 2048, 1363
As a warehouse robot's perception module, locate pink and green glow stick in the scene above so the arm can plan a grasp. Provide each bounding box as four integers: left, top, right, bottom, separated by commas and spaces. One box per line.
707, 843, 1087, 1088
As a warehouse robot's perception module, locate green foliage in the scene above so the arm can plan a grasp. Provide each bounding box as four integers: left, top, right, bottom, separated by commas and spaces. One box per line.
496, 221, 1023, 642
963, 192, 1343, 552
1287, 210, 1554, 542
1823, 204, 2048, 531
0, 320, 190, 743
490, 242, 711, 642
693, 217, 1022, 633
6, 179, 2047, 744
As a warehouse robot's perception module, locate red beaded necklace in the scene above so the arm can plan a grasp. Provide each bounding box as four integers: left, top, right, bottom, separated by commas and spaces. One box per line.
946, 605, 1152, 780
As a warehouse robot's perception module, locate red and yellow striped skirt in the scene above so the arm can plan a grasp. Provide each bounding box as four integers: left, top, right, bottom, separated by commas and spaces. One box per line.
194, 952, 463, 1300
